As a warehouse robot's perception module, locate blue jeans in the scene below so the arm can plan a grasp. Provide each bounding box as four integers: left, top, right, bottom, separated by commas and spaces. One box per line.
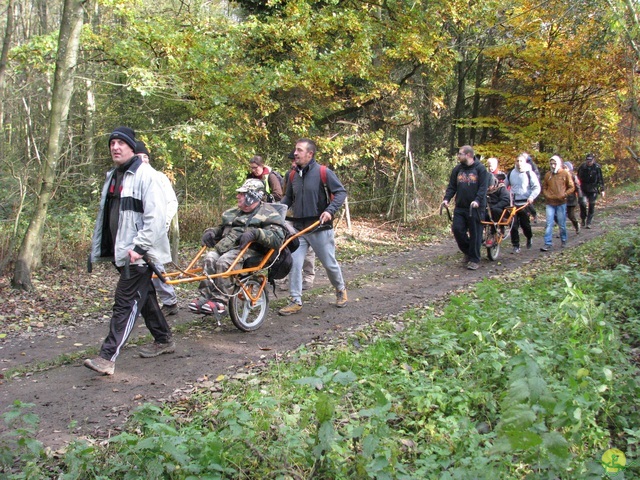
544, 204, 567, 245
153, 263, 178, 306
289, 228, 345, 304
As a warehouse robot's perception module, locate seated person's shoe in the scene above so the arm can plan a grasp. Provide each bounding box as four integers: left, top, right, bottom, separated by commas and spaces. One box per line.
201, 300, 226, 315
189, 297, 208, 313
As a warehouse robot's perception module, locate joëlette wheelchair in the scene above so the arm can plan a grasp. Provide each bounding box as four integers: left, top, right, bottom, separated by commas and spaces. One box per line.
479, 203, 529, 260
153, 205, 318, 332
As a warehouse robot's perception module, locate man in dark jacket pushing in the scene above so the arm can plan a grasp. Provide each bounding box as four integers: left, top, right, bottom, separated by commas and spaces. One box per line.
442, 145, 490, 271
279, 138, 348, 315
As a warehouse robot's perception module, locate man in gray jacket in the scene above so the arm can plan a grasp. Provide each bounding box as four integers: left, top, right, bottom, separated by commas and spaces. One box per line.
85, 127, 174, 376
278, 138, 348, 315
505, 153, 541, 253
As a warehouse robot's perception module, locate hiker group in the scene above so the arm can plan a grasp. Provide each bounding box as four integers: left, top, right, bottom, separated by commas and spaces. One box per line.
443, 146, 605, 270
84, 126, 605, 377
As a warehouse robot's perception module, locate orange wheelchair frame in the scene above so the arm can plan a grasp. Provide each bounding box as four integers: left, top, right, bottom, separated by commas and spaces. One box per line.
157, 220, 320, 332
480, 203, 529, 260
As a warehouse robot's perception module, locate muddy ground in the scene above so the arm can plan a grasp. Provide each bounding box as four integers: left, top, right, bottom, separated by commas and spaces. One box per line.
1, 193, 638, 450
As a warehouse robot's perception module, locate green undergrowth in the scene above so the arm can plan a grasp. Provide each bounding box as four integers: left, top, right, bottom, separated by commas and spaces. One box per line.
2, 228, 640, 479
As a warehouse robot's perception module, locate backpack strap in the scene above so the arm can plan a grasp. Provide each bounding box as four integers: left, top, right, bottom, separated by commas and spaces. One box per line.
288, 169, 295, 190
262, 172, 272, 194
320, 165, 334, 203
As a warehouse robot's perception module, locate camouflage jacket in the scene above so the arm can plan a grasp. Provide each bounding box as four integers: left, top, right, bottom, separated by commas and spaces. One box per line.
204, 203, 287, 255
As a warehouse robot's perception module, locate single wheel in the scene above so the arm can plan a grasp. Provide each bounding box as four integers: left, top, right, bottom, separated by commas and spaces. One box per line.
487, 242, 500, 261
229, 277, 269, 332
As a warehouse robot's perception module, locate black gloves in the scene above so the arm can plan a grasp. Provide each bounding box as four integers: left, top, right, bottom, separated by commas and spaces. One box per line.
238, 229, 258, 249
202, 228, 219, 247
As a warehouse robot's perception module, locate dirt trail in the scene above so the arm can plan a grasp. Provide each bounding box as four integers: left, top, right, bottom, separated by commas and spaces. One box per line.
1, 194, 638, 449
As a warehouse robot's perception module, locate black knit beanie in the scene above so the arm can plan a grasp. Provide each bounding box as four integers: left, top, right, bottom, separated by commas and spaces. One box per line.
108, 126, 136, 151
134, 140, 150, 156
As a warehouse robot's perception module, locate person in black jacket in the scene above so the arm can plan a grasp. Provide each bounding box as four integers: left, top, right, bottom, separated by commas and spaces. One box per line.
577, 153, 605, 228
442, 145, 490, 270
278, 138, 348, 315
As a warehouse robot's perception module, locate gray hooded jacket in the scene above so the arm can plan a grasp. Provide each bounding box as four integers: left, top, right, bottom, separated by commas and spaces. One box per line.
90, 157, 171, 267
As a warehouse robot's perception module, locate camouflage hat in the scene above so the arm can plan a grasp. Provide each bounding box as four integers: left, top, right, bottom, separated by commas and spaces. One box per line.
236, 178, 265, 193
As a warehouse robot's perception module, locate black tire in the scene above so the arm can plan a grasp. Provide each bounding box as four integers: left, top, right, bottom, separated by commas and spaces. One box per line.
229, 278, 269, 332
487, 242, 500, 261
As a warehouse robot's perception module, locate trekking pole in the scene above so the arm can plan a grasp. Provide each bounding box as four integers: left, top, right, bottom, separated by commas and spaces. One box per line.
123, 255, 167, 283
143, 254, 167, 283
439, 203, 452, 222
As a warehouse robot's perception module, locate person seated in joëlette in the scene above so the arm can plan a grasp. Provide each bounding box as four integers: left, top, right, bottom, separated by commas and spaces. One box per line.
485, 175, 511, 245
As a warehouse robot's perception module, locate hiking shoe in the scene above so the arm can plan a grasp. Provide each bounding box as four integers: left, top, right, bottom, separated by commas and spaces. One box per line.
575, 224, 581, 234
467, 262, 479, 270
279, 298, 302, 316
511, 246, 521, 254
139, 340, 176, 358
84, 357, 115, 375
561, 241, 567, 248
586, 223, 592, 229
336, 289, 348, 308
540, 244, 551, 252
582, 219, 586, 227
461, 255, 470, 265
201, 300, 226, 315
526, 238, 533, 249
302, 282, 314, 291
188, 297, 208, 313
161, 303, 179, 316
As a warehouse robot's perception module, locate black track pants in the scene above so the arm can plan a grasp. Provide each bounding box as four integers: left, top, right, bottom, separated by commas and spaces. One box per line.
99, 264, 172, 362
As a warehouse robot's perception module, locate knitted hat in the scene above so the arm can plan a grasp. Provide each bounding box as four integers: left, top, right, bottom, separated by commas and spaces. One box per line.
564, 161, 573, 171
108, 126, 136, 151
134, 140, 150, 156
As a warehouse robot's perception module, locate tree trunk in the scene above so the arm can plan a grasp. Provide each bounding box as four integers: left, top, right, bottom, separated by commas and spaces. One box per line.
469, 53, 484, 146
451, 58, 467, 152
0, 0, 15, 131
12, 0, 86, 291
